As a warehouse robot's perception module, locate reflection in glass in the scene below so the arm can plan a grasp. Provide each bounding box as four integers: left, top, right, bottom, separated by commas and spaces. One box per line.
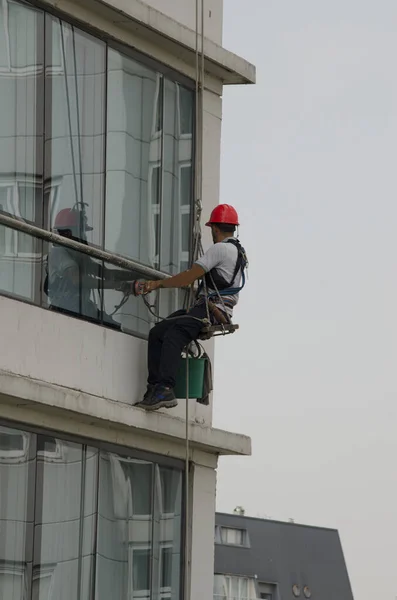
105, 49, 162, 266
80, 447, 100, 600
96, 453, 153, 600
152, 465, 182, 600
101, 261, 153, 336
161, 80, 193, 276
0, 425, 34, 600
0, 0, 44, 226
0, 225, 42, 302
0, 422, 183, 600
131, 548, 150, 595
45, 16, 106, 246
0, 3, 195, 334
46, 243, 103, 321
33, 438, 98, 600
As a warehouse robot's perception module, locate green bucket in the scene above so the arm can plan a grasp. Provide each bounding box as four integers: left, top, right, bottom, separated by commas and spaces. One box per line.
175, 357, 207, 399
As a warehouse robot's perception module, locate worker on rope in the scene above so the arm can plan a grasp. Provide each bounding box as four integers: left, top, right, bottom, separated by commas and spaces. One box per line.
138, 204, 247, 411
45, 204, 128, 326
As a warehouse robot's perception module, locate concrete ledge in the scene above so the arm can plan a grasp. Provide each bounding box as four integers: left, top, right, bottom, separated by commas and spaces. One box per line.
0, 370, 251, 457
42, 0, 255, 85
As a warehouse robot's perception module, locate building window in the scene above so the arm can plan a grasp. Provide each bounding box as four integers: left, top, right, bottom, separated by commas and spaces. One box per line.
97, 453, 182, 600
0, 0, 195, 338
216, 526, 248, 546
258, 582, 276, 600
130, 547, 151, 598
0, 425, 26, 454
214, 575, 257, 600
0, 422, 184, 600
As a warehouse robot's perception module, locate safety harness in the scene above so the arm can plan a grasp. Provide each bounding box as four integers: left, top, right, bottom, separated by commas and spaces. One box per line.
191, 237, 248, 337
204, 238, 248, 297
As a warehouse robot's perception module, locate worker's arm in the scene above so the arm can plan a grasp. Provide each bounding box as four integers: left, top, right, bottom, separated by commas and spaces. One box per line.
144, 264, 205, 293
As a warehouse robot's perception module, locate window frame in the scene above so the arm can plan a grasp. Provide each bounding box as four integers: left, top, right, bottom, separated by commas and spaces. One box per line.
128, 545, 151, 599
0, 180, 44, 257
215, 525, 250, 548
0, 0, 45, 75
0, 426, 30, 461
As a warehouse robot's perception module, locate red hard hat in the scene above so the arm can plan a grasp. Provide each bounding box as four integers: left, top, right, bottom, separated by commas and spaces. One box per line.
54, 208, 93, 231
54, 208, 79, 229
205, 204, 240, 227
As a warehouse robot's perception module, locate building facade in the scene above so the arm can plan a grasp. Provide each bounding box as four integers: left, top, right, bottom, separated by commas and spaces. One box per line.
0, 1, 255, 599
214, 513, 354, 600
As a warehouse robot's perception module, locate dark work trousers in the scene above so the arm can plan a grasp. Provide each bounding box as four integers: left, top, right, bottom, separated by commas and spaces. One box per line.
147, 303, 208, 388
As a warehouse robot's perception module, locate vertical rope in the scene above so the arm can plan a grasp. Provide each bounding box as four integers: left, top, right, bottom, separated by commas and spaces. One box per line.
184, 3, 205, 598
184, 348, 190, 600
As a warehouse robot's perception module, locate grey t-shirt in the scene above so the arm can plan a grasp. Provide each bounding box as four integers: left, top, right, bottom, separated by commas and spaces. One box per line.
195, 238, 242, 316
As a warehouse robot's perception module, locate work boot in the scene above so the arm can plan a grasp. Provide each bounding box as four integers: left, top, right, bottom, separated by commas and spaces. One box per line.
140, 385, 178, 411
135, 384, 155, 407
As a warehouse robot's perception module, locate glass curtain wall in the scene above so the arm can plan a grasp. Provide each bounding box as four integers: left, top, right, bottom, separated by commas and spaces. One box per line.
0, 423, 183, 600
0, 0, 195, 337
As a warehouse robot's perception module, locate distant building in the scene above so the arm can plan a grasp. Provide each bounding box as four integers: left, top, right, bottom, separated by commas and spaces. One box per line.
214, 512, 354, 600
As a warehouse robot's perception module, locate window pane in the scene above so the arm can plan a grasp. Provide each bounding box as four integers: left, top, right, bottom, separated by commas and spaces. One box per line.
105, 49, 161, 266
179, 86, 193, 135
161, 546, 172, 589
46, 243, 102, 322
213, 575, 227, 600
0, 425, 34, 600
0, 1, 44, 225
36, 435, 57, 454
17, 184, 42, 226
150, 165, 161, 268
45, 17, 105, 246
132, 548, 150, 593
101, 261, 152, 336
0, 225, 42, 302
181, 213, 191, 254
0, 2, 9, 68
8, 0, 40, 69
154, 466, 182, 600
81, 447, 99, 600
33, 439, 97, 600
96, 453, 153, 600
161, 80, 193, 275
221, 527, 245, 546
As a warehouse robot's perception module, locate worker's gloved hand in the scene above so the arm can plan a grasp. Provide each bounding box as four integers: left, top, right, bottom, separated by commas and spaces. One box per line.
143, 280, 162, 294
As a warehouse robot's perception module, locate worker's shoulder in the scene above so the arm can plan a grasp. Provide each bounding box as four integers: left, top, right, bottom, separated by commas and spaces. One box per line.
219, 239, 239, 256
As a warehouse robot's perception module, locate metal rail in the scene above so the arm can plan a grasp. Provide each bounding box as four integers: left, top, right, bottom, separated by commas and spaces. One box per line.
0, 212, 169, 281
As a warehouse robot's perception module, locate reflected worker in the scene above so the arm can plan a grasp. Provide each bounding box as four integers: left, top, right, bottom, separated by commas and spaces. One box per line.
46, 205, 127, 326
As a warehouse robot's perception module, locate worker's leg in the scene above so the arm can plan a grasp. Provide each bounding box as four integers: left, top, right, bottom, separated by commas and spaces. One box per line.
147, 310, 187, 386
141, 304, 207, 410
159, 305, 206, 387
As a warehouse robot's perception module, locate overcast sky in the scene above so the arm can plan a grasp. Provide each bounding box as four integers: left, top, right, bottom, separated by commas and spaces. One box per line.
213, 2, 397, 599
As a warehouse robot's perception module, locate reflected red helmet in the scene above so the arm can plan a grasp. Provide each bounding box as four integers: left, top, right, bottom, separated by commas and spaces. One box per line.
205, 204, 240, 227
54, 207, 93, 231
54, 208, 79, 229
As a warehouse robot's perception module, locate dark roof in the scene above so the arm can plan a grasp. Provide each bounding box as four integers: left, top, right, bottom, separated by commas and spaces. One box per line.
214, 512, 354, 600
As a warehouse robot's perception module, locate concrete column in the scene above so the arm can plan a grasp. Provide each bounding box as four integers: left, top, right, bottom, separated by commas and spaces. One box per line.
189, 463, 217, 600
